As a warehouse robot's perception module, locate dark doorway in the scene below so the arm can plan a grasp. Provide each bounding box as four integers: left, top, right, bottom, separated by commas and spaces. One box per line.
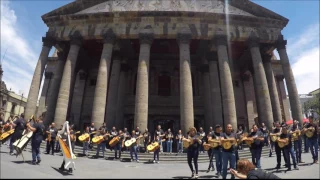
158, 73, 171, 96
127, 119, 134, 133
153, 119, 175, 133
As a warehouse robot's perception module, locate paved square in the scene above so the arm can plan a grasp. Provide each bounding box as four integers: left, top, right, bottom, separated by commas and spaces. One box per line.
0, 145, 319, 179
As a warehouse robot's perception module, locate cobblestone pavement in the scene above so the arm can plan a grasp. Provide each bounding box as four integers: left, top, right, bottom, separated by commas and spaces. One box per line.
0, 145, 319, 179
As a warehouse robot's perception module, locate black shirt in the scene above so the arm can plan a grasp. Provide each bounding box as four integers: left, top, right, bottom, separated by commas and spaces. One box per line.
89, 126, 97, 133
14, 118, 26, 133
221, 132, 237, 152
155, 129, 164, 140
305, 123, 318, 139
211, 132, 222, 150
110, 130, 118, 137
279, 133, 292, 149
48, 127, 58, 138
143, 132, 151, 143
260, 127, 269, 135
247, 168, 280, 179
187, 134, 201, 151
166, 132, 174, 141
135, 130, 141, 136
248, 131, 264, 149
32, 122, 45, 141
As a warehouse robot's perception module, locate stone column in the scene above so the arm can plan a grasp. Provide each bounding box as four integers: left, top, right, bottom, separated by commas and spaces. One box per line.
25, 36, 54, 119
207, 51, 223, 126
105, 55, 121, 128
91, 32, 116, 129
53, 34, 82, 127
45, 51, 66, 125
263, 54, 282, 123
276, 75, 291, 121
177, 32, 194, 134
116, 65, 128, 129
37, 72, 53, 117
70, 71, 87, 129
214, 35, 237, 129
134, 32, 153, 131
276, 36, 303, 124
247, 37, 273, 129
242, 72, 257, 129
200, 63, 213, 133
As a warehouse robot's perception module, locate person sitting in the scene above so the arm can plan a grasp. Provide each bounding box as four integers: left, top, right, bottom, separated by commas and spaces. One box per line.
230, 159, 280, 179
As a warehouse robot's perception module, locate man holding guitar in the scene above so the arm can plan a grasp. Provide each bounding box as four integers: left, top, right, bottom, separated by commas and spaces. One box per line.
129, 130, 140, 162
46, 123, 58, 155
26, 116, 45, 165
155, 125, 165, 152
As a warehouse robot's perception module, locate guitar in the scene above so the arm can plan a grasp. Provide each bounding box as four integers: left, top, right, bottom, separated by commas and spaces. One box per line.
125, 135, 143, 147
182, 136, 202, 148
278, 138, 289, 148
147, 141, 160, 152
92, 133, 110, 145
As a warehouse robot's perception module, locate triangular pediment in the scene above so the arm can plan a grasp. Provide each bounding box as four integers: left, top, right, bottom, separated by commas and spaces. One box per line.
42, 0, 288, 26
75, 0, 255, 17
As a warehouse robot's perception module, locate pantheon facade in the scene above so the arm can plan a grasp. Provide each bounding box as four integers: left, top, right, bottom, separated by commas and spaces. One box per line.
25, 0, 303, 134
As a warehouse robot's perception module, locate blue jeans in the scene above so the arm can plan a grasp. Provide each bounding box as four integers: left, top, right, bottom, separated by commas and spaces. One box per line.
114, 143, 121, 158
166, 141, 172, 153
284, 147, 297, 168
177, 142, 183, 153
307, 138, 319, 161
304, 135, 310, 152
222, 151, 236, 179
130, 145, 138, 160
213, 149, 222, 173
9, 138, 14, 153
83, 142, 89, 155
154, 148, 159, 161
31, 139, 42, 162
96, 143, 106, 157
55, 140, 60, 152
293, 139, 302, 162
250, 148, 262, 168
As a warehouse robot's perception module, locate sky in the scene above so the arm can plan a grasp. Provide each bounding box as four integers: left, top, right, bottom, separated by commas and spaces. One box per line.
0, 0, 319, 98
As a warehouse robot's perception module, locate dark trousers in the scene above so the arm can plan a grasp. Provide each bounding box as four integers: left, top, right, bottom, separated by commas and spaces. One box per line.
207, 149, 214, 170
275, 146, 287, 167
293, 139, 302, 162
284, 147, 297, 168
250, 148, 262, 168
31, 139, 42, 162
235, 149, 239, 169
187, 149, 199, 174
114, 143, 121, 159
60, 160, 65, 169
153, 148, 160, 161
46, 139, 55, 154
304, 135, 310, 152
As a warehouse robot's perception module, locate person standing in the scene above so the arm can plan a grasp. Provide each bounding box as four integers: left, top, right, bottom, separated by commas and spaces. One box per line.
153, 133, 161, 163
89, 122, 97, 149
155, 125, 165, 153
166, 128, 173, 153
123, 128, 130, 152
207, 125, 223, 177
198, 127, 206, 153
248, 124, 265, 169
176, 130, 184, 153
184, 127, 201, 179
26, 117, 45, 165
236, 125, 244, 150
46, 123, 58, 155
221, 124, 237, 179
143, 128, 151, 153
303, 116, 318, 164
114, 130, 123, 160
9, 114, 26, 156
55, 125, 63, 152
95, 128, 108, 158
272, 121, 287, 169
82, 127, 90, 156
302, 121, 310, 153
279, 125, 299, 171
205, 131, 215, 173
260, 123, 269, 146
130, 130, 139, 162
291, 120, 304, 164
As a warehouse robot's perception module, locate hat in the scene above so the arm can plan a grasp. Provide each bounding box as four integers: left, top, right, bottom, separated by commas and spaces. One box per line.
215, 124, 221, 129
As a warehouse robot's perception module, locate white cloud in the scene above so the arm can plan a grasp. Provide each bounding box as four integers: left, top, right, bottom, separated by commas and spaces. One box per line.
1, 1, 39, 96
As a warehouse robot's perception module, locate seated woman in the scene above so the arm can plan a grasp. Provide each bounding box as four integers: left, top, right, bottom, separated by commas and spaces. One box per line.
230, 159, 280, 179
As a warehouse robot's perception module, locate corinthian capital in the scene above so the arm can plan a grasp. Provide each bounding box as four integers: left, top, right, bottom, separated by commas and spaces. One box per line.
177, 32, 192, 44
69, 31, 83, 46
103, 29, 116, 44
139, 33, 154, 45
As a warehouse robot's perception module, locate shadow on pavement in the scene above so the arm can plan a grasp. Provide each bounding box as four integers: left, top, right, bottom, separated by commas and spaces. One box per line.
0, 151, 8, 154
11, 160, 32, 164
298, 163, 314, 166
200, 175, 217, 178
172, 176, 191, 179
51, 167, 73, 176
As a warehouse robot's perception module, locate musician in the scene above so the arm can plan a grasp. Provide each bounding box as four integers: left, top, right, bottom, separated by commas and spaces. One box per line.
123, 128, 131, 152
208, 126, 213, 135
303, 116, 318, 164
248, 124, 264, 168
198, 127, 206, 153
9, 113, 26, 156
143, 128, 151, 153
89, 122, 97, 149
269, 122, 276, 157
236, 125, 244, 150
95, 128, 108, 158
291, 120, 304, 163
272, 121, 287, 169
155, 125, 165, 152
99, 123, 107, 132
26, 117, 45, 165
166, 128, 174, 153
302, 121, 310, 153
153, 133, 161, 163
176, 130, 184, 153
55, 125, 63, 152
207, 125, 222, 177
46, 123, 58, 155
185, 127, 201, 179
114, 130, 123, 159
130, 130, 139, 162
280, 125, 299, 171
260, 123, 269, 146
83, 127, 90, 156
69, 125, 76, 153
221, 124, 238, 179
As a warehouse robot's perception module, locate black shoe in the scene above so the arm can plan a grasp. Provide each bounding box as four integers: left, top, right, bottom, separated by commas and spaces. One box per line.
212, 167, 215, 171
275, 166, 280, 169
286, 168, 292, 171
59, 167, 65, 171
216, 172, 221, 178
31, 161, 36, 165
206, 169, 210, 173
191, 171, 195, 178
36, 160, 41, 164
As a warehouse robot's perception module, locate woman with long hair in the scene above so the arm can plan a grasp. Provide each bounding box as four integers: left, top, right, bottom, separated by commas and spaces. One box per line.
184, 127, 202, 179
230, 159, 280, 179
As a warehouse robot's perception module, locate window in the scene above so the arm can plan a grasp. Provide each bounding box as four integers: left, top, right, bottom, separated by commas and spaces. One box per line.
158, 73, 171, 96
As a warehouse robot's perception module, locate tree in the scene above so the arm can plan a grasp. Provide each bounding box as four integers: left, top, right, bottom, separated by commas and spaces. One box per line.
304, 94, 320, 118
